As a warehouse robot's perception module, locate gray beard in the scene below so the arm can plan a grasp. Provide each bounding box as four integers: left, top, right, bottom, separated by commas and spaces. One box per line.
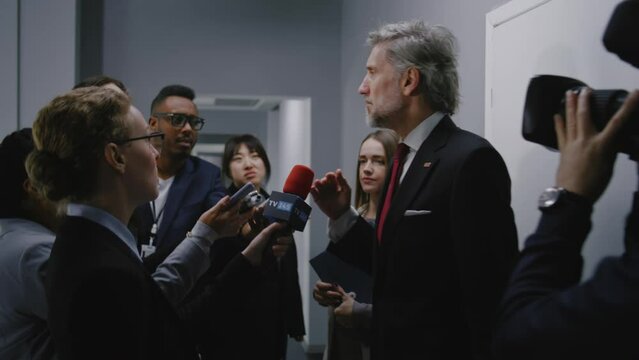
366, 112, 393, 129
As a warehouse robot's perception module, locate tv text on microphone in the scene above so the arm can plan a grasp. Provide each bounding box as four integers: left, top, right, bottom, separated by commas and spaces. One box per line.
263, 164, 314, 232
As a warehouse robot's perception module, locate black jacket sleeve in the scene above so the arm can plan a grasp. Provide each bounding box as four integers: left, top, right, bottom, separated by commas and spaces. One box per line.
494, 193, 639, 359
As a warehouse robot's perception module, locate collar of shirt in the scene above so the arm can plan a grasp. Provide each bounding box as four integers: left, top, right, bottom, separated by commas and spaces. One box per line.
399, 111, 445, 182
66, 203, 141, 260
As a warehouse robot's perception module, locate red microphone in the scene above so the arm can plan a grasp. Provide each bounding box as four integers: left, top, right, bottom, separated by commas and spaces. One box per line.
283, 165, 314, 199
263, 165, 315, 231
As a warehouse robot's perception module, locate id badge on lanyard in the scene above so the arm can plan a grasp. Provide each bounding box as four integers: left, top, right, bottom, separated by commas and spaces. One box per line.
141, 223, 158, 257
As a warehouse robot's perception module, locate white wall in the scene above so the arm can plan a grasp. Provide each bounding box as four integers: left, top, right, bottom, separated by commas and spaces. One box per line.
19, 0, 76, 128
486, 0, 637, 277
0, 0, 77, 137
0, 0, 18, 137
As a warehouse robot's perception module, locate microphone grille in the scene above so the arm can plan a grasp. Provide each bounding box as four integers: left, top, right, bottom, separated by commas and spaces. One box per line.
283, 165, 315, 198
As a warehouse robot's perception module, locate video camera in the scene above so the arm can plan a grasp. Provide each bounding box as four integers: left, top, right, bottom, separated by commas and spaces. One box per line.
522, 0, 639, 157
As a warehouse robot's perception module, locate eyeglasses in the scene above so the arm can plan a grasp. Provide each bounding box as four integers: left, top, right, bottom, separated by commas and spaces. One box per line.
153, 112, 205, 131
114, 131, 165, 145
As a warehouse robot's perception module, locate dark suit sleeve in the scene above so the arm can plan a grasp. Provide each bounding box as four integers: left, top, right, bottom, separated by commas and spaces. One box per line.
206, 165, 227, 208
449, 146, 519, 360
69, 269, 149, 360
176, 252, 260, 325
493, 193, 639, 359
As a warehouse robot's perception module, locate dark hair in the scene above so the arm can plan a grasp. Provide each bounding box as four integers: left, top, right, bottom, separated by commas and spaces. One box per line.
26, 87, 131, 202
0, 128, 35, 217
222, 134, 271, 185
354, 129, 400, 210
74, 75, 128, 93
150, 84, 195, 114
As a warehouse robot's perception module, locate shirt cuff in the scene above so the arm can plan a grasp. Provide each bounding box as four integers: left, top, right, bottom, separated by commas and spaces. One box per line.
187, 220, 220, 252
328, 206, 360, 243
351, 300, 372, 330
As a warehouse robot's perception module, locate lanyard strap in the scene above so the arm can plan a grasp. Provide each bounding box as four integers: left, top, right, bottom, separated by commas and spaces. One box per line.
149, 201, 166, 246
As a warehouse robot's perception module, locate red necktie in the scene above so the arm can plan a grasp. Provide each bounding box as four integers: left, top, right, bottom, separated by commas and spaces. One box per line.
377, 143, 409, 243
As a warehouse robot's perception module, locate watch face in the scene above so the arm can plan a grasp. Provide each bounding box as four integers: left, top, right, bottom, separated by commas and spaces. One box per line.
538, 187, 560, 208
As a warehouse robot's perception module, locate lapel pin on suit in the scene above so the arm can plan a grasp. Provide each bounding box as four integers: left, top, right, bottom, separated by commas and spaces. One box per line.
423, 161, 432, 168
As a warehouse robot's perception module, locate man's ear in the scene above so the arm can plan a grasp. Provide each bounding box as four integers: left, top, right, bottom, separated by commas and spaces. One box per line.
149, 116, 159, 131
22, 178, 34, 196
104, 143, 126, 174
400, 67, 421, 96
23, 178, 44, 202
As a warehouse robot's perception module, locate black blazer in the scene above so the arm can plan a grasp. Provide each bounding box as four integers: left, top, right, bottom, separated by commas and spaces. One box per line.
329, 117, 519, 359
46, 216, 194, 360
131, 155, 225, 271
493, 193, 639, 360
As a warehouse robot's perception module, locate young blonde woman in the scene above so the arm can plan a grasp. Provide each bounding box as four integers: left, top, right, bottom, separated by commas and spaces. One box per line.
313, 129, 399, 360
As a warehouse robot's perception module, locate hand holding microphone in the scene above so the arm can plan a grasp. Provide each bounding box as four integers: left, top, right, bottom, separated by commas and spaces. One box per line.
233, 165, 315, 265
256, 165, 316, 263
197, 195, 255, 238
240, 221, 290, 266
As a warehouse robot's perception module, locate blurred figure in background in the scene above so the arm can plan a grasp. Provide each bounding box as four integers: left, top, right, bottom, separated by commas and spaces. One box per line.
0, 129, 60, 360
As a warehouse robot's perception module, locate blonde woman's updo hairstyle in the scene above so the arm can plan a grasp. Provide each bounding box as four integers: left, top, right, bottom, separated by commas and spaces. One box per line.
26, 87, 131, 202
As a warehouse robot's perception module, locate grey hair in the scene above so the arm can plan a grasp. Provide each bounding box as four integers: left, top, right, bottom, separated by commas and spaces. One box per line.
367, 20, 459, 114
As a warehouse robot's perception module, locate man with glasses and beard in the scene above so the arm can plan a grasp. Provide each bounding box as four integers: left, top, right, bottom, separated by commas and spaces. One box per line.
131, 85, 226, 270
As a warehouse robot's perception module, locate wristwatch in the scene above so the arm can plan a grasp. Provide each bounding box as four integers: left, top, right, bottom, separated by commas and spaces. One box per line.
538, 186, 567, 210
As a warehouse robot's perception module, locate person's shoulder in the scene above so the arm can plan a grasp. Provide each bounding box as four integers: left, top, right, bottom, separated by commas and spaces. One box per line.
438, 125, 505, 167
0, 219, 54, 270
0, 218, 55, 249
188, 155, 221, 173
448, 126, 495, 151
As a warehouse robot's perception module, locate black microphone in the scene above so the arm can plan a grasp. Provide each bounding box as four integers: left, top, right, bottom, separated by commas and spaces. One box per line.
603, 0, 639, 68
263, 165, 314, 232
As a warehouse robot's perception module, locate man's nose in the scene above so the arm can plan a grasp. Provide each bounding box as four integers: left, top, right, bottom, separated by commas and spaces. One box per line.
358, 77, 369, 95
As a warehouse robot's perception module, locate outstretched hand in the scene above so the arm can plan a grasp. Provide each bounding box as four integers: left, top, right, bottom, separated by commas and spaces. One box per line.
554, 88, 639, 202
310, 169, 352, 220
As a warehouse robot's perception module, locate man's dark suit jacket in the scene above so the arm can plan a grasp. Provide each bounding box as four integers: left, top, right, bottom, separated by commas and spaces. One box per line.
46, 216, 194, 360
493, 193, 639, 360
328, 116, 519, 359
131, 155, 225, 270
